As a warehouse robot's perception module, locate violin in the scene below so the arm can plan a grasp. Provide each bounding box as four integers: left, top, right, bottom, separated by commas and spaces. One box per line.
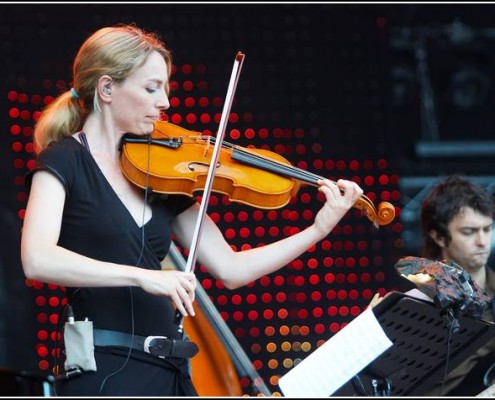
120, 120, 395, 226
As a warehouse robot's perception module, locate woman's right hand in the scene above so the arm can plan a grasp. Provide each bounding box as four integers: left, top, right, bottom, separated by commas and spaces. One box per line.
140, 269, 197, 317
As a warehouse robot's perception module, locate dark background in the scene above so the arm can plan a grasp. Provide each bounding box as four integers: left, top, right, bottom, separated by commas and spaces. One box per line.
1, 2, 495, 395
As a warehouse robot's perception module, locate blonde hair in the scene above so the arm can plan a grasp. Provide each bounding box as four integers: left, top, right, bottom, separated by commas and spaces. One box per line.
33, 24, 172, 153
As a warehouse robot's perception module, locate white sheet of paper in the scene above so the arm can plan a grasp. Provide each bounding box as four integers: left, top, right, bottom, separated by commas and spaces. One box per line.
278, 307, 393, 397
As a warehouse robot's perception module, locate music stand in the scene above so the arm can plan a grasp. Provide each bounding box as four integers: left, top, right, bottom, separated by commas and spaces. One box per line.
333, 291, 495, 396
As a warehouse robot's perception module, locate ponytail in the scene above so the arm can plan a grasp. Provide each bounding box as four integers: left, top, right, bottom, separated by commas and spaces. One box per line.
33, 90, 84, 154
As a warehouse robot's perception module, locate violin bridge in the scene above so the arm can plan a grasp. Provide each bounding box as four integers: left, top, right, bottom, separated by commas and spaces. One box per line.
203, 137, 211, 158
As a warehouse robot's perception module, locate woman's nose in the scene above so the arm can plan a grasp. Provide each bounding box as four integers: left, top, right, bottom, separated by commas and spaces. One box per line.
157, 90, 170, 111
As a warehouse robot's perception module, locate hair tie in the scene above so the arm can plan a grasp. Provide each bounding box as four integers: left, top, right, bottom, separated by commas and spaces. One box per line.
70, 88, 80, 99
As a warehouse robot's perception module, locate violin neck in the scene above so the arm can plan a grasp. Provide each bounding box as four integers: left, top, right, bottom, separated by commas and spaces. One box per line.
231, 147, 324, 186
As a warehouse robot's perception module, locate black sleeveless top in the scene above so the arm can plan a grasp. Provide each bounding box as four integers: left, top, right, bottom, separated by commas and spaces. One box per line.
26, 136, 196, 340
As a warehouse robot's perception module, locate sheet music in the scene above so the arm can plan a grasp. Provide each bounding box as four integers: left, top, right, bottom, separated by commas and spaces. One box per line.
278, 307, 393, 397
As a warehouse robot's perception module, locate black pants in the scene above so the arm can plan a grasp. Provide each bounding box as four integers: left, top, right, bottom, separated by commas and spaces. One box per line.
55, 346, 197, 396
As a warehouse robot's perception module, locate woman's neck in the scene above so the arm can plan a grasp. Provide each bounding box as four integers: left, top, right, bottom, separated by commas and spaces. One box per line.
82, 115, 123, 160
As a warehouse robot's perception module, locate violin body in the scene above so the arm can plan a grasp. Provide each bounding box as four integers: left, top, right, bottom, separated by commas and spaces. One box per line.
120, 120, 301, 209
120, 120, 395, 226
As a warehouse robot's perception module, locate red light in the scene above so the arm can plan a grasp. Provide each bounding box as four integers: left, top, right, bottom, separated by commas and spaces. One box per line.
295, 144, 306, 155
308, 258, 318, 269
295, 292, 306, 302
49, 313, 59, 325
248, 310, 259, 321
267, 210, 278, 221
268, 226, 279, 237
48, 296, 59, 307
350, 306, 361, 316
249, 327, 260, 337
201, 278, 212, 289
185, 113, 196, 124
313, 307, 323, 318
349, 160, 360, 171
275, 292, 287, 302
18, 93, 28, 103
233, 311, 244, 322
327, 306, 338, 316
37, 330, 48, 341
182, 80, 194, 91
339, 306, 349, 316
181, 64, 192, 74
260, 276, 271, 287
9, 107, 19, 118
254, 226, 265, 237
345, 258, 356, 268
315, 323, 325, 334
311, 291, 322, 302
258, 128, 269, 139
263, 309, 274, 320
231, 294, 242, 305
7, 90, 18, 101
230, 128, 241, 140
239, 227, 250, 238
170, 114, 182, 124
364, 176, 375, 186
199, 113, 210, 124
10, 125, 21, 135
273, 275, 285, 286
198, 97, 209, 107
244, 128, 255, 139
377, 159, 387, 169
184, 97, 195, 107
38, 360, 49, 371
36, 345, 48, 357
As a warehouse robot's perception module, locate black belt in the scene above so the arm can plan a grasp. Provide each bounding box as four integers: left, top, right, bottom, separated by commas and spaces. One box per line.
93, 329, 199, 359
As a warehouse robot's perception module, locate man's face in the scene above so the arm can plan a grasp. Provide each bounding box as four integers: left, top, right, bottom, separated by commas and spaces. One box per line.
433, 206, 493, 272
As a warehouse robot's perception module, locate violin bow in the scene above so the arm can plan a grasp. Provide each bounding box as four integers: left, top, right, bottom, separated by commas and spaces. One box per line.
175, 51, 246, 333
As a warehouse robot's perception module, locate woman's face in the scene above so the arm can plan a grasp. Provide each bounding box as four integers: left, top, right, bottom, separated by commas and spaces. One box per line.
110, 50, 170, 135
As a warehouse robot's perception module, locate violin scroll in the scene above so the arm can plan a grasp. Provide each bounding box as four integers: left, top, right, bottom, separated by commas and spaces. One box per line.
353, 197, 395, 227
376, 201, 395, 226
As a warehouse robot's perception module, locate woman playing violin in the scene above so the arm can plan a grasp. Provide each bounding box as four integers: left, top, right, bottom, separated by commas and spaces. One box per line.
20, 24, 364, 396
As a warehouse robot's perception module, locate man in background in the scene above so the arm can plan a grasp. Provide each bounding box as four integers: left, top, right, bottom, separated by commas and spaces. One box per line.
420, 174, 495, 396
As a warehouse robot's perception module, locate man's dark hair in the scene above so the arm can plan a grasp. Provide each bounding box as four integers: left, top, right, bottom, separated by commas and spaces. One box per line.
420, 175, 495, 259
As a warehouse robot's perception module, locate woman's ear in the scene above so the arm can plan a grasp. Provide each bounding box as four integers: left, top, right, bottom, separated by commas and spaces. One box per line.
97, 76, 113, 101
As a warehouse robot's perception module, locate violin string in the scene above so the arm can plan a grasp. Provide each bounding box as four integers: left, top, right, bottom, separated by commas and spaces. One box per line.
231, 146, 377, 212
153, 132, 378, 217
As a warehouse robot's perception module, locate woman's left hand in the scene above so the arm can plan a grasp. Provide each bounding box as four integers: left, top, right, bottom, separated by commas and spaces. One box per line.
313, 178, 363, 236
